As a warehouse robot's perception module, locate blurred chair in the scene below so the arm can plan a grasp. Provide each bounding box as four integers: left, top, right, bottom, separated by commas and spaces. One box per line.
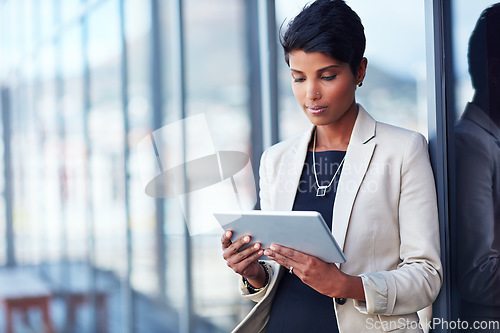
40, 262, 109, 333
66, 289, 108, 333
0, 267, 55, 333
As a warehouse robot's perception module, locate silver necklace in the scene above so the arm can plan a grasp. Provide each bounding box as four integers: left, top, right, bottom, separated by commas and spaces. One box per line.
312, 130, 346, 197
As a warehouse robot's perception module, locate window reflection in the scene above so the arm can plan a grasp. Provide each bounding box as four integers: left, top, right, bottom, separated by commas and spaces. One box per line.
163, 0, 252, 330
61, 25, 87, 261
61, 0, 82, 25
88, 0, 127, 275
451, 1, 500, 330
124, 0, 163, 301
452, 0, 499, 119
30, 43, 59, 264
39, 0, 55, 42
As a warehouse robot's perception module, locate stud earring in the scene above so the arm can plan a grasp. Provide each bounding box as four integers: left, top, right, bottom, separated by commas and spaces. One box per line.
357, 82, 363, 87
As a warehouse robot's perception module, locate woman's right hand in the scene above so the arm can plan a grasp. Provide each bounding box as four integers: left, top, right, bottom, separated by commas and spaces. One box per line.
221, 231, 266, 288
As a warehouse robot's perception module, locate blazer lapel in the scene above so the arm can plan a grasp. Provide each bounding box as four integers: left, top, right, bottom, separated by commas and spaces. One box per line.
332, 106, 377, 253
271, 106, 376, 253
274, 127, 314, 211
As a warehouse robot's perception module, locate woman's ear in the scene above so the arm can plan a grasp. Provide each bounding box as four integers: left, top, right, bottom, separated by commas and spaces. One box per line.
357, 57, 368, 85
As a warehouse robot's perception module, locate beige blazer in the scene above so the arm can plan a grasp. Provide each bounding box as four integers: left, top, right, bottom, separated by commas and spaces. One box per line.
232, 105, 443, 333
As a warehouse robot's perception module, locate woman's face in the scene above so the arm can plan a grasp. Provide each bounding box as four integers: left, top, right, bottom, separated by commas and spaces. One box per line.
288, 50, 365, 128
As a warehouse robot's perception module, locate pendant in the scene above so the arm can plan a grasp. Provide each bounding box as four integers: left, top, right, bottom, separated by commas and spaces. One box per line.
316, 186, 328, 197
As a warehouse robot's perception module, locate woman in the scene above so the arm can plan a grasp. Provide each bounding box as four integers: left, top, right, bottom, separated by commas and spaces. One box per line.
454, 4, 500, 332
221, 0, 442, 332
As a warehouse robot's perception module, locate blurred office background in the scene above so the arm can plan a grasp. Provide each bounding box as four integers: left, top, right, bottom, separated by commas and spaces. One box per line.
0, 0, 494, 332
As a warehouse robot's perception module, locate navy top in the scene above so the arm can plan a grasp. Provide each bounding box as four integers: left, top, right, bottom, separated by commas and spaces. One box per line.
266, 150, 345, 333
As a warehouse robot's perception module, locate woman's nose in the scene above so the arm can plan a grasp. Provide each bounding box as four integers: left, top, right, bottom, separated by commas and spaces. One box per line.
307, 85, 321, 100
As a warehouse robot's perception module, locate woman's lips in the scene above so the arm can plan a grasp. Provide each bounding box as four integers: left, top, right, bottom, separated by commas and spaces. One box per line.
307, 106, 327, 115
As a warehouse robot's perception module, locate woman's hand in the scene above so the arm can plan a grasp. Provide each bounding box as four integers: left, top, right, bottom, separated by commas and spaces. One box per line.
264, 243, 365, 301
221, 231, 267, 288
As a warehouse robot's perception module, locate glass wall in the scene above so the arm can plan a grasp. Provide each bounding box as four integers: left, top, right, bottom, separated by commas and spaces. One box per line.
0, 0, 254, 332
448, 0, 500, 328
1, 0, 489, 332
180, 0, 251, 329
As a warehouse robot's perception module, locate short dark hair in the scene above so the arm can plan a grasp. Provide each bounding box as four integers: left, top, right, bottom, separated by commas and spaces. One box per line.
280, 0, 366, 76
468, 3, 500, 91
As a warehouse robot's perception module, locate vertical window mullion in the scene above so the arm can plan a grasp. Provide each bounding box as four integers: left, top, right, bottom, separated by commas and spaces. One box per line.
424, 0, 454, 330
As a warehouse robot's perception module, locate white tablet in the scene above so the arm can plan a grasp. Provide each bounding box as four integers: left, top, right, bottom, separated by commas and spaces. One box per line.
214, 210, 346, 263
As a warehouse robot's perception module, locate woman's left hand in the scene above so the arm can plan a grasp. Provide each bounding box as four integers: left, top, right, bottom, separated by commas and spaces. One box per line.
264, 243, 365, 301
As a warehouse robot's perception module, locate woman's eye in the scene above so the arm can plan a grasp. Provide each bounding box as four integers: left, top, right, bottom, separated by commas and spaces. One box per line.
293, 77, 306, 83
322, 75, 336, 81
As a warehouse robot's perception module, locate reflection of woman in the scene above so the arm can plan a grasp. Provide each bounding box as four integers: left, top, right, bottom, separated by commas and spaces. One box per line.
454, 3, 500, 332
221, 1, 442, 332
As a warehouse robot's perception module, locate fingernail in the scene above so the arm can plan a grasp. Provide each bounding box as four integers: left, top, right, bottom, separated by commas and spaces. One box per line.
225, 231, 231, 237
244, 236, 250, 243
253, 243, 260, 249
270, 244, 276, 250
264, 249, 272, 256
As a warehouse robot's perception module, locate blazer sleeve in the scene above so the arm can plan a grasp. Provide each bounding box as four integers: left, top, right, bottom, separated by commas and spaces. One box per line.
238, 261, 277, 303
354, 132, 443, 315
